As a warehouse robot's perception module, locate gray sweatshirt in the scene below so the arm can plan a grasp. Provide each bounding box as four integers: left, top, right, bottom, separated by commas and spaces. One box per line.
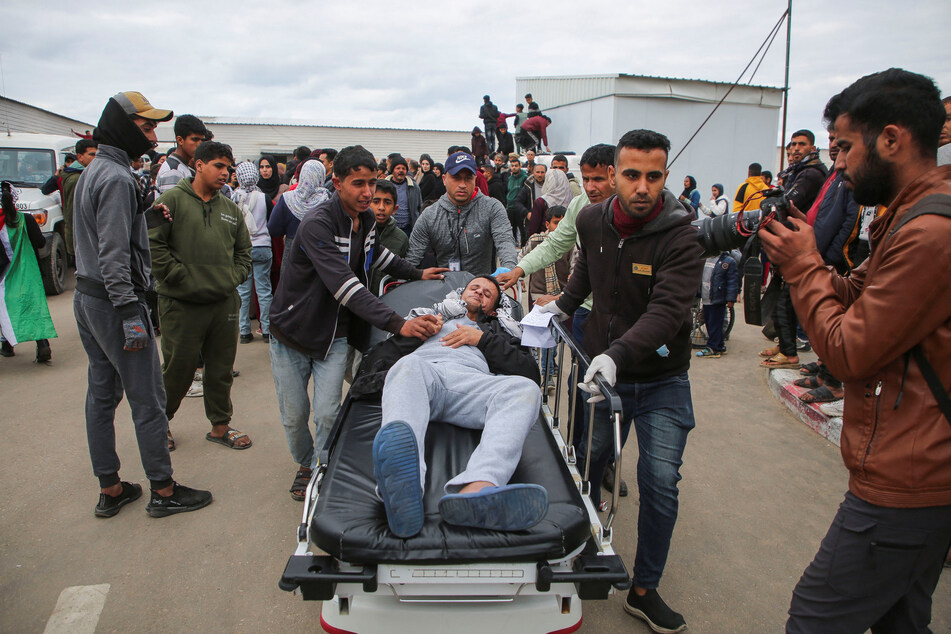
405, 191, 518, 275
73, 144, 151, 318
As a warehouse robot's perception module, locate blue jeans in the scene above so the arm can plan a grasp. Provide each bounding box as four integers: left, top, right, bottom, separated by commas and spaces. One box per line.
270, 337, 349, 469
238, 246, 273, 336
587, 373, 695, 589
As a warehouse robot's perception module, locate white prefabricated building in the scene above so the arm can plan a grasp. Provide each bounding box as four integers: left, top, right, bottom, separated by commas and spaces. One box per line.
516, 74, 785, 200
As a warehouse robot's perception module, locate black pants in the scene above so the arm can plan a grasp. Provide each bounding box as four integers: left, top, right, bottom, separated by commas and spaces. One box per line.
775, 281, 799, 357
787, 491, 951, 633
818, 360, 842, 389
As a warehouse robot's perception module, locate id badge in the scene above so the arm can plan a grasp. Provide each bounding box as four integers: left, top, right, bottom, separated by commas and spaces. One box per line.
448, 258, 461, 272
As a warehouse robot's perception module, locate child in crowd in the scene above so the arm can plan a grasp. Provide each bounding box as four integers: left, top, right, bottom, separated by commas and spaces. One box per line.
697, 250, 739, 359
520, 205, 571, 388
369, 180, 408, 296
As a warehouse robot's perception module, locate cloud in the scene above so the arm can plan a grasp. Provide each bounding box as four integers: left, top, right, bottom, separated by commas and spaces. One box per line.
0, 0, 948, 147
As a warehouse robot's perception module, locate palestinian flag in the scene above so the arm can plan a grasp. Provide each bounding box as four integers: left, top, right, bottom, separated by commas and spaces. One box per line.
0, 217, 57, 345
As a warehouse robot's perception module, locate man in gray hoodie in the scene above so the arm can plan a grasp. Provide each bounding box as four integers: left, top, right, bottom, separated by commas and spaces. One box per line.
405, 152, 517, 276
73, 91, 212, 519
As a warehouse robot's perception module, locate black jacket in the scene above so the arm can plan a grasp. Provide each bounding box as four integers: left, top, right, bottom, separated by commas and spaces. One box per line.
487, 176, 506, 205
784, 154, 829, 211
556, 191, 704, 383
498, 132, 515, 156
351, 311, 540, 399
269, 193, 422, 358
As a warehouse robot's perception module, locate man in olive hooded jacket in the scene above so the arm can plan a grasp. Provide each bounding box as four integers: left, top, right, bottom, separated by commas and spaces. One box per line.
149, 141, 252, 450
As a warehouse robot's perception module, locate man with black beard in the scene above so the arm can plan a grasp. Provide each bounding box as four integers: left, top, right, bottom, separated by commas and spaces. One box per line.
760, 68, 951, 633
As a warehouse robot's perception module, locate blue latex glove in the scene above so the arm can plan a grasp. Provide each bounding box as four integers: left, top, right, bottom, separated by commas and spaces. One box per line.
490, 266, 511, 278
122, 316, 149, 351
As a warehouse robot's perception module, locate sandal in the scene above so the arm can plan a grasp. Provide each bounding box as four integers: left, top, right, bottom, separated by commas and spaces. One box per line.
799, 385, 843, 404
759, 346, 779, 357
696, 347, 721, 358
205, 429, 252, 450
794, 376, 821, 389
760, 353, 800, 369
799, 361, 821, 375
290, 467, 313, 501
167, 431, 176, 452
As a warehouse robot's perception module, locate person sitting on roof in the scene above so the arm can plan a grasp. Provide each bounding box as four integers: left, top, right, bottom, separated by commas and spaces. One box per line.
369, 276, 547, 538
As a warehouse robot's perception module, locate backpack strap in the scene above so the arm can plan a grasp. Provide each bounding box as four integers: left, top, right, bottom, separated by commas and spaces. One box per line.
885, 193, 951, 244
910, 345, 951, 427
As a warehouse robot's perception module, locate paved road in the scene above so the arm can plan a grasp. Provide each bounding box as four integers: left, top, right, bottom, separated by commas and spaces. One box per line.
2, 275, 948, 632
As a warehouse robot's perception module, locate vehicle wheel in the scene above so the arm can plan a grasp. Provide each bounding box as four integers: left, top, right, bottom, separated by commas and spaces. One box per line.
724, 305, 735, 341
40, 231, 67, 295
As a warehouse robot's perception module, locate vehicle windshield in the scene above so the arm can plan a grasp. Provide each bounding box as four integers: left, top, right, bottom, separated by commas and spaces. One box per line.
0, 148, 55, 187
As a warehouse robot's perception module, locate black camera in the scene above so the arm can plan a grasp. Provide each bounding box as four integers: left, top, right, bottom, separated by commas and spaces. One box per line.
694, 188, 790, 258
692, 188, 791, 326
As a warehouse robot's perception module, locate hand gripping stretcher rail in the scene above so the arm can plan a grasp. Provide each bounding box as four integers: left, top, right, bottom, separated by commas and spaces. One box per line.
279, 273, 630, 634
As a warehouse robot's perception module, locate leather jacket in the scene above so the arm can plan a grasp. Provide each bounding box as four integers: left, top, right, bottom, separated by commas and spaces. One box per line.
781, 165, 951, 508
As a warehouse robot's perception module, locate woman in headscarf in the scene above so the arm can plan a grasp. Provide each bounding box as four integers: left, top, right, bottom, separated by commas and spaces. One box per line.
231, 162, 274, 343
679, 175, 701, 218
0, 181, 56, 362
525, 168, 572, 237
430, 162, 446, 201
257, 155, 282, 203
267, 160, 330, 257
417, 154, 437, 201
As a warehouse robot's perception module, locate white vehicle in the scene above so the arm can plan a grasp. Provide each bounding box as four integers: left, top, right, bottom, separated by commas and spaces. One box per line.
0, 133, 78, 294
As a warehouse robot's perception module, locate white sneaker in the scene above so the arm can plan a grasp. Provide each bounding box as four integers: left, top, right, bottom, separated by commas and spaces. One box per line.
185, 380, 203, 398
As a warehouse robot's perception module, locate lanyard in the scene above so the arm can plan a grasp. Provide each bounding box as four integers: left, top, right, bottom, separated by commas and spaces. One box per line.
445, 206, 470, 259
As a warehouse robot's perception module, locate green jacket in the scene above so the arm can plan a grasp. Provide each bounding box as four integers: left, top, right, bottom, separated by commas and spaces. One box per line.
506, 169, 528, 207
369, 217, 409, 295
149, 177, 252, 303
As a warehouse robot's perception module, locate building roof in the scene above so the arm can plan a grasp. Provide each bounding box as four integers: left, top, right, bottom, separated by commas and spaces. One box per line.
515, 73, 783, 110
196, 115, 468, 134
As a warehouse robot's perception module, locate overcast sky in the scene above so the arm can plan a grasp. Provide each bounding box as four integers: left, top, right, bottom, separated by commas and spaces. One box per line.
2, 0, 949, 149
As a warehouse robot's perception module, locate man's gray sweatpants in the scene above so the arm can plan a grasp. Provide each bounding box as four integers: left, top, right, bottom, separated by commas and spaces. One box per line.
74, 291, 173, 490
381, 355, 541, 493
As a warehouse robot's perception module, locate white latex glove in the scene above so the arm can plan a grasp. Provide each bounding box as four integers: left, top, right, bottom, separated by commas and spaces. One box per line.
577, 354, 617, 404
537, 301, 568, 318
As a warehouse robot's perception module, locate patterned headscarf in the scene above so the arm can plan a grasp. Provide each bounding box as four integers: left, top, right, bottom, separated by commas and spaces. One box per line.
539, 169, 572, 208
235, 161, 260, 192
283, 160, 330, 220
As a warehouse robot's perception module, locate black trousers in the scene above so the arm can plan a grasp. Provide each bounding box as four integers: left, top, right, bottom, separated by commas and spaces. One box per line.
775, 280, 799, 357
787, 491, 951, 633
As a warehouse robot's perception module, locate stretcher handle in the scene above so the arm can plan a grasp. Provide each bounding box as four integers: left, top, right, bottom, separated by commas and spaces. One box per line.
550, 318, 622, 412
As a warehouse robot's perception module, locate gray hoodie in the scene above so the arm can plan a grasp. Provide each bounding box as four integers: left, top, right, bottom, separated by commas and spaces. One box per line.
405, 191, 518, 275
73, 144, 151, 318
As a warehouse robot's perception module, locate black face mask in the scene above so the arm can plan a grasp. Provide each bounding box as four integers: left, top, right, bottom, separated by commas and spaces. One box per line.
92, 98, 156, 162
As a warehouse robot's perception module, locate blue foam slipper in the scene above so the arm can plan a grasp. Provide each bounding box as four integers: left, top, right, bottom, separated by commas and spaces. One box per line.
438, 483, 548, 531
372, 421, 424, 538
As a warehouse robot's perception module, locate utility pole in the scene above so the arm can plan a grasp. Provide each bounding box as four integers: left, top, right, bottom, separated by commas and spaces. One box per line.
779, 0, 792, 171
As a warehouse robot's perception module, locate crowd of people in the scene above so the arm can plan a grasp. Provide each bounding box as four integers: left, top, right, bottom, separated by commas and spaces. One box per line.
3, 67, 950, 633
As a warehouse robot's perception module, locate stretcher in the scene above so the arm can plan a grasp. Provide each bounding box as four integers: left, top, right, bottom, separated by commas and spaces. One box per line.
280, 272, 629, 633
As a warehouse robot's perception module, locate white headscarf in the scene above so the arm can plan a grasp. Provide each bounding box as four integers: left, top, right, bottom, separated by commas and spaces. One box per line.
540, 169, 572, 208
283, 160, 330, 220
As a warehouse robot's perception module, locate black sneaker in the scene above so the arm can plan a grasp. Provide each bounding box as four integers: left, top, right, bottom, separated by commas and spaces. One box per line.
239, 333, 253, 344
624, 589, 687, 633
146, 483, 213, 518
94, 482, 142, 518
0, 341, 14, 357
35, 339, 52, 364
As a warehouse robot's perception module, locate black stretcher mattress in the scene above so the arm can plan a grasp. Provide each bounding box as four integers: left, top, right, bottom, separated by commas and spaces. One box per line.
309, 398, 591, 564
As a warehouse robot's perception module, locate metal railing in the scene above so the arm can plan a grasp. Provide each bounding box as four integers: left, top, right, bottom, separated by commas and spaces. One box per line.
542, 317, 624, 533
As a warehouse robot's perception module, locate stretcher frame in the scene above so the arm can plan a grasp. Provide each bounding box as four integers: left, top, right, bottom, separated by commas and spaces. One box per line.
280, 309, 629, 634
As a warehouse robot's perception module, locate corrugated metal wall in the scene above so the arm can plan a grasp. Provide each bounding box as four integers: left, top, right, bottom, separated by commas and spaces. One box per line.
156, 121, 472, 164
0, 98, 92, 137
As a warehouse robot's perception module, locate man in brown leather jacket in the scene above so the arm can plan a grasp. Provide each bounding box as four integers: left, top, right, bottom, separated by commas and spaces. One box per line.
760, 68, 951, 633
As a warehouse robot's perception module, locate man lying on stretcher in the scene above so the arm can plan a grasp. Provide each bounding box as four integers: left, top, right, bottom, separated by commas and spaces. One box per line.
370, 276, 547, 538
